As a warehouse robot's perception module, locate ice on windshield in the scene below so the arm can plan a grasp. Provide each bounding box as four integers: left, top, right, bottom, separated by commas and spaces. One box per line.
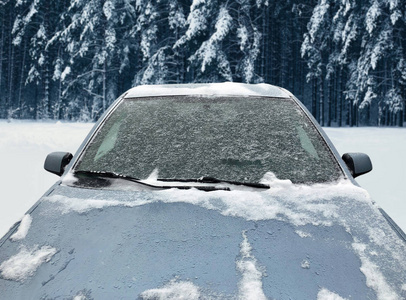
75, 96, 342, 184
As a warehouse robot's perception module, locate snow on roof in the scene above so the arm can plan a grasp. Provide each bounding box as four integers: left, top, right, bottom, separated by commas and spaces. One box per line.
124, 82, 291, 99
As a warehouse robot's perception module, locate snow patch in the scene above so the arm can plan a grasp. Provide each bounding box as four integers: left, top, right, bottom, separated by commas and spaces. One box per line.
260, 171, 293, 189
146, 168, 159, 182
139, 280, 200, 300
43, 194, 150, 214
301, 259, 310, 269
236, 231, 267, 300
296, 230, 312, 238
0, 245, 57, 282
61, 66, 71, 81
352, 242, 399, 300
317, 288, 348, 300
72, 290, 92, 300
10, 214, 32, 241
139, 231, 266, 299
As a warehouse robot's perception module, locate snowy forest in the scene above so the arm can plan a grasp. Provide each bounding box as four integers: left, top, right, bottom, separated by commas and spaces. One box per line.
0, 0, 405, 126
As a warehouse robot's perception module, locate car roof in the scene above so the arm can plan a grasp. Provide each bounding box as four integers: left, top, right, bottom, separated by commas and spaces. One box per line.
124, 82, 291, 99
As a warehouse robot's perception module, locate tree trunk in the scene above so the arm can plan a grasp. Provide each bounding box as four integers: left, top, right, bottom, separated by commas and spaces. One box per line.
18, 38, 27, 118
319, 76, 324, 126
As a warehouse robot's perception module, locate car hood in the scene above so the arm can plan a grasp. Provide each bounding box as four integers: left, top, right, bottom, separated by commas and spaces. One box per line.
0, 179, 405, 299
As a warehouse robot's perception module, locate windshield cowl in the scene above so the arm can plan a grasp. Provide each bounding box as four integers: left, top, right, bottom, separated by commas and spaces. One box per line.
66, 171, 270, 192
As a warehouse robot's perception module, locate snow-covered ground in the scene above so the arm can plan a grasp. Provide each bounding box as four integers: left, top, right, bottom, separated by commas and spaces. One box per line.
324, 127, 406, 233
0, 121, 404, 238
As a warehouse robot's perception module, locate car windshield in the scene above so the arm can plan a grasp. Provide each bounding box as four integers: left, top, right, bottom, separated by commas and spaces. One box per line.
74, 96, 342, 184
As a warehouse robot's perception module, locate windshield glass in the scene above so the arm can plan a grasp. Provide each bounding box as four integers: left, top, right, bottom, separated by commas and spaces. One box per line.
74, 96, 342, 184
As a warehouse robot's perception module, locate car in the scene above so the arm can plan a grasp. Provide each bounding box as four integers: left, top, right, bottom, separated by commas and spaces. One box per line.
0, 82, 405, 299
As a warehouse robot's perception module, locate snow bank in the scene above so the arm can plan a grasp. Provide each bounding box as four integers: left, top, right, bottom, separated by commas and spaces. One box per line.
0, 245, 57, 282
324, 127, 406, 235
0, 120, 93, 238
10, 214, 32, 241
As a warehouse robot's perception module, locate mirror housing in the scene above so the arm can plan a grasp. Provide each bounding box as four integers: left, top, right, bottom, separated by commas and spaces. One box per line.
342, 152, 372, 178
44, 152, 73, 176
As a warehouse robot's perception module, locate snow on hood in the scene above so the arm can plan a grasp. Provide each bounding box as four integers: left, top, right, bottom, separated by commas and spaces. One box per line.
42, 175, 406, 299
48, 175, 368, 227
3, 173, 405, 298
139, 231, 268, 300
10, 214, 32, 241
0, 245, 57, 282
317, 288, 348, 300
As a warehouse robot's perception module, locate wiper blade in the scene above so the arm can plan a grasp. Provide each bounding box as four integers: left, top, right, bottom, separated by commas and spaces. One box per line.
159, 176, 270, 189
73, 171, 230, 191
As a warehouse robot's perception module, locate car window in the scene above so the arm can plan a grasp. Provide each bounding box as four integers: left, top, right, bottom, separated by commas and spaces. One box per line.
74, 96, 342, 184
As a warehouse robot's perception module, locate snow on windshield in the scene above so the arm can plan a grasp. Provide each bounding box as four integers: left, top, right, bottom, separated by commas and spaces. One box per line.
75, 96, 342, 184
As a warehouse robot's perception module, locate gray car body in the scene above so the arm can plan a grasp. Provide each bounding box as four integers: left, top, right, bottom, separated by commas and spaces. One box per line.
0, 83, 405, 299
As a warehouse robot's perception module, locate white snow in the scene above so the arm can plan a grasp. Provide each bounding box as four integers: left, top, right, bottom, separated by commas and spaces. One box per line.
44, 194, 150, 214
296, 230, 312, 238
352, 242, 399, 300
0, 245, 57, 282
125, 82, 290, 99
0, 120, 94, 238
139, 280, 200, 300
301, 259, 311, 269
323, 127, 406, 234
73, 294, 88, 300
46, 178, 366, 228
236, 231, 267, 300
10, 214, 32, 241
139, 231, 266, 299
317, 288, 348, 300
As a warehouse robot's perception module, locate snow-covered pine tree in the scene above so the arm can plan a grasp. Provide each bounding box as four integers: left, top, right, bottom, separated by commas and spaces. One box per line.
51, 0, 137, 120
134, 0, 187, 85
301, 0, 332, 124
235, 0, 262, 83
11, 0, 71, 119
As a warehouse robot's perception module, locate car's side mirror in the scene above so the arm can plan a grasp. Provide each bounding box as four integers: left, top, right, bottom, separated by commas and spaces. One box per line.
342, 152, 372, 178
44, 152, 73, 176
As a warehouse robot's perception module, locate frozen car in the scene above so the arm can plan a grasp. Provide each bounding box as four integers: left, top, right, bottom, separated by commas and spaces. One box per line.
0, 82, 405, 299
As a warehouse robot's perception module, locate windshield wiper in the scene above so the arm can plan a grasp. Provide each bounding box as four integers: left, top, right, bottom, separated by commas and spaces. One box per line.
73, 171, 230, 191
159, 176, 270, 189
